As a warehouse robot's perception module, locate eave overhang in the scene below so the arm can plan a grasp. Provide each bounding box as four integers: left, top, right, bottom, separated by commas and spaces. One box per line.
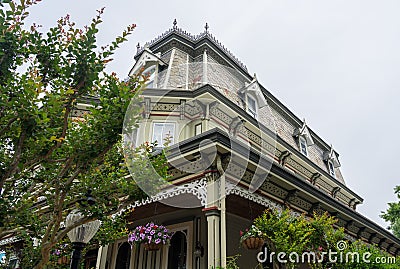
141, 85, 360, 201
166, 127, 400, 253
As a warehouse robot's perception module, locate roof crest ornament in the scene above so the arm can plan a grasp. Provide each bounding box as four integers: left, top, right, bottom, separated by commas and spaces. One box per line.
135, 23, 248, 71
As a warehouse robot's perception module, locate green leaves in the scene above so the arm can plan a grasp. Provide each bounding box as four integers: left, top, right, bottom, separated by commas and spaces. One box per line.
381, 186, 400, 238
0, 1, 148, 268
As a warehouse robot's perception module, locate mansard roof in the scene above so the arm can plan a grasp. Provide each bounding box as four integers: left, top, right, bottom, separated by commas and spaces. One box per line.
133, 25, 346, 183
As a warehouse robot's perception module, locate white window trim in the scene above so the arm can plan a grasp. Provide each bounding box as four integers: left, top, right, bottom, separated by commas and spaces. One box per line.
328, 160, 336, 178
299, 136, 308, 157
151, 121, 176, 147
246, 94, 258, 119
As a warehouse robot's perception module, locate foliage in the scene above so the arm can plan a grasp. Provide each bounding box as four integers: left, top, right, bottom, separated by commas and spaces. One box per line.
0, 1, 169, 268
333, 240, 400, 269
253, 209, 344, 269
381, 186, 400, 238
128, 222, 172, 246
250, 209, 399, 269
213, 254, 241, 269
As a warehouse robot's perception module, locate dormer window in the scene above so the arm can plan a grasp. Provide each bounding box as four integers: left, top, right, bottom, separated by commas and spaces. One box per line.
128, 48, 167, 88
142, 65, 157, 88
293, 119, 314, 157
299, 136, 308, 156
247, 95, 257, 118
238, 75, 267, 120
323, 145, 341, 178
328, 160, 336, 177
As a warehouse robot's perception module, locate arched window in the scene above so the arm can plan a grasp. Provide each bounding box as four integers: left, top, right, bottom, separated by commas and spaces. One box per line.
115, 242, 131, 269
167, 231, 187, 269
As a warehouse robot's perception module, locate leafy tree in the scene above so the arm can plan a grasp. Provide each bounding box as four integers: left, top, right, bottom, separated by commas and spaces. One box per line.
253, 209, 344, 269
333, 240, 400, 269
0, 1, 167, 268
249, 209, 399, 269
381, 186, 400, 238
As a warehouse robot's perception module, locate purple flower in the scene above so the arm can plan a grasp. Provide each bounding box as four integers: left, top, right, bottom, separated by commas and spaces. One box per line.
150, 230, 155, 235
155, 239, 161, 244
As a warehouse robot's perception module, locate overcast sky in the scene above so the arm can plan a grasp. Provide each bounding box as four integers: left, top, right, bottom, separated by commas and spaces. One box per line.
25, 0, 400, 230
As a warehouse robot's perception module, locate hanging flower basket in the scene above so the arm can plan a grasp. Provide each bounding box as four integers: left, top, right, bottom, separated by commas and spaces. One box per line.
144, 242, 163, 251
128, 222, 172, 251
242, 237, 265, 250
240, 225, 265, 250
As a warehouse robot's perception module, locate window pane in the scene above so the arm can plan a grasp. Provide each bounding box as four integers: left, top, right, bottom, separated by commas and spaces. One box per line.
328, 161, 335, 177
143, 65, 156, 88
195, 123, 202, 136
247, 95, 257, 118
152, 123, 175, 146
248, 97, 256, 110
299, 137, 307, 156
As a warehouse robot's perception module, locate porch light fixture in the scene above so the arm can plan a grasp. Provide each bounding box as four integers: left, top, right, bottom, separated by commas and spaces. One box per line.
66, 210, 101, 269
194, 241, 204, 258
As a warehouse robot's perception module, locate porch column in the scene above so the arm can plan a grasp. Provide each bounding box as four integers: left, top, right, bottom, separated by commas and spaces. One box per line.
203, 171, 221, 269
95, 245, 108, 269
203, 207, 220, 269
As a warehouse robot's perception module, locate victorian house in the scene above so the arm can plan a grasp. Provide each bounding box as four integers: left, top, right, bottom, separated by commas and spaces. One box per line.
82, 23, 400, 268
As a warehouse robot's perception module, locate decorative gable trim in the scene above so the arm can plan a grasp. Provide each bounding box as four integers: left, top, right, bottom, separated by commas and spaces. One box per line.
238, 75, 268, 108
293, 119, 314, 145
129, 48, 167, 76
323, 145, 341, 168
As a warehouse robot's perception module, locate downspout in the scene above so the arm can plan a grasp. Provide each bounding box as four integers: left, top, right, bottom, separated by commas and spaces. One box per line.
216, 156, 226, 268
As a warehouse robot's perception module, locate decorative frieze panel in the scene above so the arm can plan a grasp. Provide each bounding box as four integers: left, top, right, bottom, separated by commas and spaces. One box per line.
211, 107, 233, 126
347, 224, 359, 234
285, 157, 313, 179
263, 182, 288, 199
291, 197, 312, 211
151, 102, 180, 112
184, 101, 202, 117
361, 231, 370, 239
336, 218, 347, 228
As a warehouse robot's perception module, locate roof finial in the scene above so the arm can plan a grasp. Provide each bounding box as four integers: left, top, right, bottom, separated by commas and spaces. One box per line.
173, 19, 177, 29
205, 22, 209, 32
136, 42, 140, 51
